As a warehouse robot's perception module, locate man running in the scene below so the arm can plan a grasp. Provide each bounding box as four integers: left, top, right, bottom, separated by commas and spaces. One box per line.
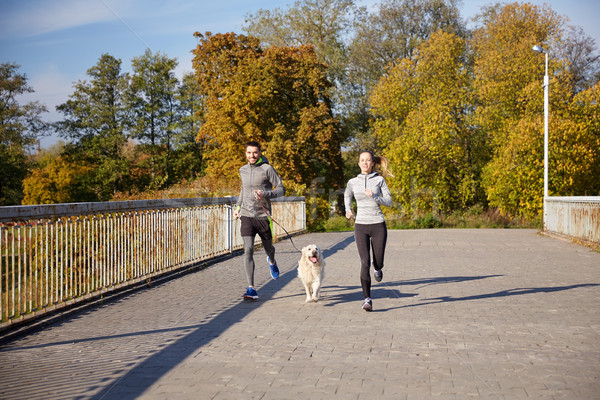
233, 141, 286, 300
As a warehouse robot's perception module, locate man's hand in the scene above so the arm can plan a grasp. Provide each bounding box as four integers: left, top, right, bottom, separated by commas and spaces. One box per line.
253, 190, 264, 200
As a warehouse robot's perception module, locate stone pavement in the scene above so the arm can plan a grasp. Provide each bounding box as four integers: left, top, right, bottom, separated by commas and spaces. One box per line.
0, 229, 599, 400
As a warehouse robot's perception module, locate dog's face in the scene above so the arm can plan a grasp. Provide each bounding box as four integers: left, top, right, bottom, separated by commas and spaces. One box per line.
302, 244, 321, 264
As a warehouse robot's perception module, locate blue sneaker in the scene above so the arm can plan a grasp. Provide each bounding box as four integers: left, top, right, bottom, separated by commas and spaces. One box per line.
267, 256, 279, 280
243, 287, 259, 300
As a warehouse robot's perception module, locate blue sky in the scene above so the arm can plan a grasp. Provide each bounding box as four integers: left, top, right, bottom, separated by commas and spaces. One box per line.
1, 0, 599, 147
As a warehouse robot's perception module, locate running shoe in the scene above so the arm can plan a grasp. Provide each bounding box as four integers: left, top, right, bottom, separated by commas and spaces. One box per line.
267, 256, 279, 280
362, 297, 372, 311
243, 287, 259, 300
374, 268, 383, 282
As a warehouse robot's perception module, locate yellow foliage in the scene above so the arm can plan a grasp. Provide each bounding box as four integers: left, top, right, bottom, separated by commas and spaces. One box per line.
370, 30, 479, 214
22, 157, 94, 205
472, 2, 600, 217
192, 32, 344, 190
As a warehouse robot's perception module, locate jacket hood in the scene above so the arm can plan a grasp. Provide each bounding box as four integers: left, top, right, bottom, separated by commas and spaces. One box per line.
250, 155, 270, 167
356, 171, 379, 179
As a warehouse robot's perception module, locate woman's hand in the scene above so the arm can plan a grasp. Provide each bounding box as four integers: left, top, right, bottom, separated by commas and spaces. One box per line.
365, 189, 373, 198
346, 210, 354, 219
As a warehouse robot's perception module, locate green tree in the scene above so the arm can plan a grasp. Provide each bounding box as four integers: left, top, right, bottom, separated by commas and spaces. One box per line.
127, 49, 180, 188
0, 62, 49, 205
192, 32, 344, 191
170, 72, 205, 182
370, 30, 482, 214
55, 53, 130, 201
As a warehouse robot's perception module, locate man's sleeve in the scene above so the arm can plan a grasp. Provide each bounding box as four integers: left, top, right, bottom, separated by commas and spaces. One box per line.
264, 166, 285, 199
235, 187, 242, 210
235, 167, 243, 210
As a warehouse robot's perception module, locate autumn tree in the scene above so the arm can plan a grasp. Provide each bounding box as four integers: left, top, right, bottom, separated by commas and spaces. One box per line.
22, 155, 96, 204
347, 0, 466, 146
370, 30, 482, 214
553, 82, 600, 195
0, 62, 49, 205
472, 3, 597, 217
243, 0, 358, 89
192, 32, 345, 192
243, 0, 365, 161
55, 53, 130, 201
350, 0, 465, 92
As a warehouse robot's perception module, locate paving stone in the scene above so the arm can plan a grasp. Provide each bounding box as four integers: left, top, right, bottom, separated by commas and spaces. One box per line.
0, 229, 599, 399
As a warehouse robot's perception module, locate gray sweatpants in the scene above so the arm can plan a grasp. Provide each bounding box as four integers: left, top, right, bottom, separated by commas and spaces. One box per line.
243, 235, 276, 287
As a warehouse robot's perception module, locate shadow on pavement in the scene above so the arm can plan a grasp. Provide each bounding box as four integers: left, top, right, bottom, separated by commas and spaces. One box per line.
90, 233, 356, 400
417, 283, 600, 306
319, 277, 599, 314
321, 275, 503, 307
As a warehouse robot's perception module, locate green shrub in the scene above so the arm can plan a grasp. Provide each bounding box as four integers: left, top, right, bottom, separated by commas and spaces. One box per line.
322, 215, 354, 231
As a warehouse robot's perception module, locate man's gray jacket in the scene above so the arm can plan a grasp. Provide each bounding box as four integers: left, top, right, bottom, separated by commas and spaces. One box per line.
236, 156, 285, 218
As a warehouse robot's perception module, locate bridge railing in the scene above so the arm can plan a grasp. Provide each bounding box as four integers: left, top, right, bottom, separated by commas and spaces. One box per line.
0, 197, 306, 329
544, 196, 600, 245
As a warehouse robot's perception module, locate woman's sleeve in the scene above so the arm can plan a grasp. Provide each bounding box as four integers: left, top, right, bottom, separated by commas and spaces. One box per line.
377, 178, 392, 207
344, 180, 353, 211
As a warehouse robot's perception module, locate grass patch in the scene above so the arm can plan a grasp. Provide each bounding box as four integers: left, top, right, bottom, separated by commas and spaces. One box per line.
438, 206, 541, 229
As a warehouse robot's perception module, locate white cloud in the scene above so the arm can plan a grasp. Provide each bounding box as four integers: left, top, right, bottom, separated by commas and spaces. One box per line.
1, 0, 138, 38
19, 64, 77, 120
15, 64, 77, 148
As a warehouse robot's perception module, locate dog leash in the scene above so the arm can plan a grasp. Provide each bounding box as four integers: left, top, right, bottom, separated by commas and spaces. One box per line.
258, 199, 302, 253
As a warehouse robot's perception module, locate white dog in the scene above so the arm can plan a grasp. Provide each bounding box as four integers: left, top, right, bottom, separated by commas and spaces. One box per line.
297, 244, 325, 303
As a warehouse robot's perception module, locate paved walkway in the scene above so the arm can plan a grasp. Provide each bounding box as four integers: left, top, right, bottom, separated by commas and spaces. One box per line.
1, 229, 599, 400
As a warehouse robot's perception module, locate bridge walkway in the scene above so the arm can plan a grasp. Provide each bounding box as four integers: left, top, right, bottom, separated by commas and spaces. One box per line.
1, 229, 599, 399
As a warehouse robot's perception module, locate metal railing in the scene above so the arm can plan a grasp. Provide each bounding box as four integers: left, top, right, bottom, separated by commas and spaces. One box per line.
544, 196, 600, 244
0, 197, 305, 329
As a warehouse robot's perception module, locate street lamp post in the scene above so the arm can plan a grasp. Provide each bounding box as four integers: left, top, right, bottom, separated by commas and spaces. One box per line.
533, 45, 549, 228
532, 45, 549, 199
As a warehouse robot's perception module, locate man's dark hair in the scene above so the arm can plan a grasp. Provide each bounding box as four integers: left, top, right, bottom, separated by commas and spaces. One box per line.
246, 141, 261, 150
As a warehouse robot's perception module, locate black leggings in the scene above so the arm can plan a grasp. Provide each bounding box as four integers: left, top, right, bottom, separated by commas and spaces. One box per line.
354, 222, 387, 298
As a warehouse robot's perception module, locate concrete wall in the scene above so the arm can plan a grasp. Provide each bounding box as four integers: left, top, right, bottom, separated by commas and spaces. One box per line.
544, 197, 600, 244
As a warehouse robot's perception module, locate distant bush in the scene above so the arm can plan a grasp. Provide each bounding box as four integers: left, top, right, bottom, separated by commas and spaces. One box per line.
322, 205, 541, 231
